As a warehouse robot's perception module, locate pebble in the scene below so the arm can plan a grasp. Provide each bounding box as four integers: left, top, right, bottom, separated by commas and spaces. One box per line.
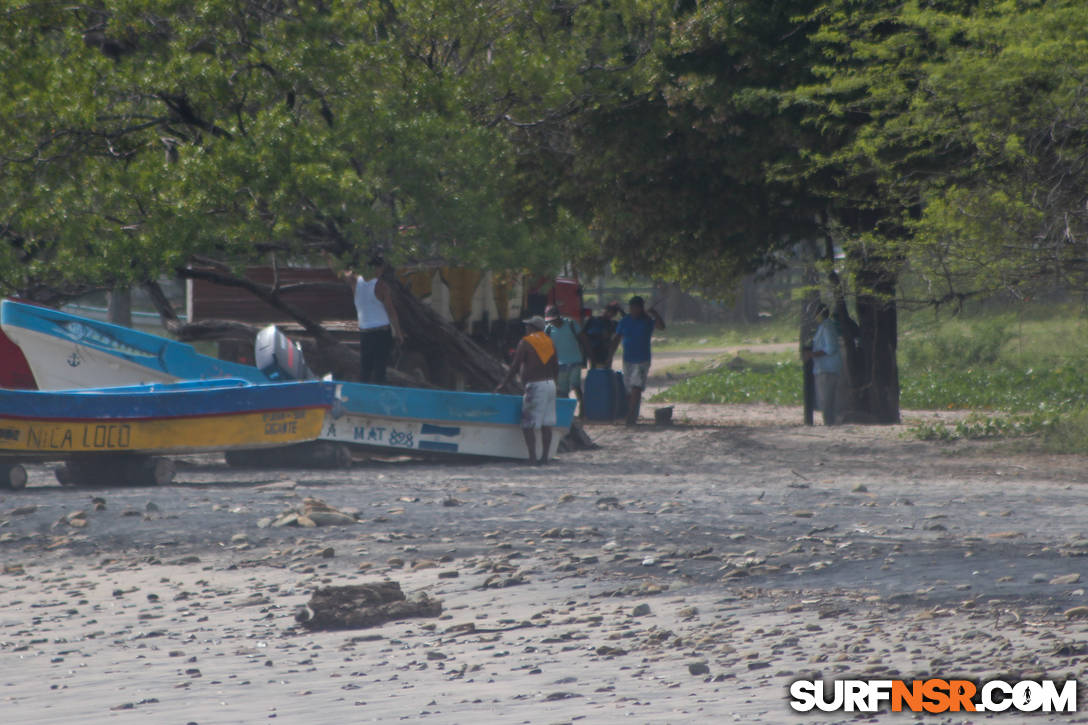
688, 662, 710, 676
1051, 573, 1081, 586
632, 603, 651, 617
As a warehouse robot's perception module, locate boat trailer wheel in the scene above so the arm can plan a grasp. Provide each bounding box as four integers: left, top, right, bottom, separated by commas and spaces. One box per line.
0, 463, 27, 490
54, 455, 175, 487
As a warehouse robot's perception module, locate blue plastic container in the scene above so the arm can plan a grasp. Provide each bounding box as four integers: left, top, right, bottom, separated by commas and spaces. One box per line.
583, 369, 615, 421
584, 369, 628, 421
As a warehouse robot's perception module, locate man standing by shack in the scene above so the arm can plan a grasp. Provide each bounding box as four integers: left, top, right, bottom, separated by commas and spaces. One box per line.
495, 316, 559, 464
609, 296, 665, 426
329, 252, 405, 385
544, 304, 588, 418
804, 303, 842, 425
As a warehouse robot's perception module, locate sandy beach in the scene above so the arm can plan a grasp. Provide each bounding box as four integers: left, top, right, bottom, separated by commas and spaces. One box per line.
3, 404, 1088, 724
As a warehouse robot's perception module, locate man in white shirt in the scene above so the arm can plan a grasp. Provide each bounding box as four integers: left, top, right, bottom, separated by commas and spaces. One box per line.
331, 252, 405, 384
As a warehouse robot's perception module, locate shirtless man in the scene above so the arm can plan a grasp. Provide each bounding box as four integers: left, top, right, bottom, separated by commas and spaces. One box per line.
495, 316, 559, 464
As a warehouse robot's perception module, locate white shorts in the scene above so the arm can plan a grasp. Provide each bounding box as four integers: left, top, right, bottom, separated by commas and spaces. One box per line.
521, 380, 557, 429
623, 361, 651, 391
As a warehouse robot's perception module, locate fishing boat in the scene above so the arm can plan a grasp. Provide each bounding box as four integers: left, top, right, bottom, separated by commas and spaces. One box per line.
317, 382, 574, 459
0, 300, 266, 389
0, 378, 333, 487
2, 300, 575, 461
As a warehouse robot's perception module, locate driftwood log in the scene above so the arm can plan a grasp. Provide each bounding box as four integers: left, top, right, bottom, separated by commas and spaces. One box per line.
295, 581, 443, 630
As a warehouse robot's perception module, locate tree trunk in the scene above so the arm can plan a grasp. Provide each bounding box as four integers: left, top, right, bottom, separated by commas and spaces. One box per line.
107, 287, 132, 327
852, 265, 900, 424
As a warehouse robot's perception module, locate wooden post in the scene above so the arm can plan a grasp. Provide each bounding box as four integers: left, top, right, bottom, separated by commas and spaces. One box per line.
108, 287, 132, 327
802, 347, 815, 426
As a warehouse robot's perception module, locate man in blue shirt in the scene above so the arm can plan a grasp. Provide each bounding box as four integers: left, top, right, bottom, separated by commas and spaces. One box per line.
609, 296, 665, 426
545, 305, 589, 417
804, 303, 842, 425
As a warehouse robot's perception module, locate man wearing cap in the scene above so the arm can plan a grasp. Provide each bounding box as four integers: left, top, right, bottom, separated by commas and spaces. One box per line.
609, 296, 665, 426
328, 251, 405, 384
544, 304, 589, 418
584, 302, 621, 369
495, 316, 559, 464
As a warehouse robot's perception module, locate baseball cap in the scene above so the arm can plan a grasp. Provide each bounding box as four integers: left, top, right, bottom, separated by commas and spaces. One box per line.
523, 315, 546, 331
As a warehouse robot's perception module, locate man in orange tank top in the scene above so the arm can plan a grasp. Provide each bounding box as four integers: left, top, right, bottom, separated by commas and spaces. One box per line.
496, 316, 559, 464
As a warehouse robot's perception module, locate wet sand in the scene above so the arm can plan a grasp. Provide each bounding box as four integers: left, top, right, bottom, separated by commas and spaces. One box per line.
3, 405, 1088, 723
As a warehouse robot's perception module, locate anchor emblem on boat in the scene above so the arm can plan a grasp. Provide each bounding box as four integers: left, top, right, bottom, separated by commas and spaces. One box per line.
67, 351, 82, 368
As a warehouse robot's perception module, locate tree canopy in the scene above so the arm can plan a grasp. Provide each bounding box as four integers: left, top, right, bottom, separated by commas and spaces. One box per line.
3, 0, 1087, 365
0, 0, 658, 299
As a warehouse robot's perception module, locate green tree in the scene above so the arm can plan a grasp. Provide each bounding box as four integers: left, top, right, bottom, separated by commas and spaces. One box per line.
797, 0, 1088, 305
511, 0, 910, 421
0, 0, 615, 300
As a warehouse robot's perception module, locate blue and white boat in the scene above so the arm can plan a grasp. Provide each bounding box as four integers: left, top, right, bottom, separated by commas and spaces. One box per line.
0, 301, 266, 389
1, 301, 575, 460
0, 378, 333, 486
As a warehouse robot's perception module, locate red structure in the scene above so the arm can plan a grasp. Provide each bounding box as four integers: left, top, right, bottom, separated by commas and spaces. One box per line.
0, 327, 37, 389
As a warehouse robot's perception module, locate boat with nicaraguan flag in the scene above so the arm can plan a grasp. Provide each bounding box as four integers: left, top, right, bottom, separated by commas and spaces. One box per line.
1, 300, 575, 461
0, 378, 333, 487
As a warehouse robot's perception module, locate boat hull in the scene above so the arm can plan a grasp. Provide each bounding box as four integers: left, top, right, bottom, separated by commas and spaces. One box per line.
2, 300, 575, 461
0, 302, 265, 389
2, 325, 177, 389
0, 408, 328, 460
322, 412, 563, 459
328, 382, 574, 459
0, 379, 332, 462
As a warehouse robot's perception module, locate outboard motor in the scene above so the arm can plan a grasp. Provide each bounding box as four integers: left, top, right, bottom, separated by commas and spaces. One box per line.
255, 325, 314, 381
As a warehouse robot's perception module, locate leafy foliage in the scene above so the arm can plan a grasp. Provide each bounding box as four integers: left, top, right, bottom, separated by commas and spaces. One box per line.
794, 0, 1088, 304
0, 0, 658, 297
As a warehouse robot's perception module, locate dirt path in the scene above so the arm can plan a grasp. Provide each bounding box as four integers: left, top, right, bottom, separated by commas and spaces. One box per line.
2, 411, 1087, 723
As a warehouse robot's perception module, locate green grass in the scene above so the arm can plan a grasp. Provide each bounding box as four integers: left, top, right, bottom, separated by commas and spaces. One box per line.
651, 319, 796, 351
654, 354, 801, 405
651, 304, 1088, 452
